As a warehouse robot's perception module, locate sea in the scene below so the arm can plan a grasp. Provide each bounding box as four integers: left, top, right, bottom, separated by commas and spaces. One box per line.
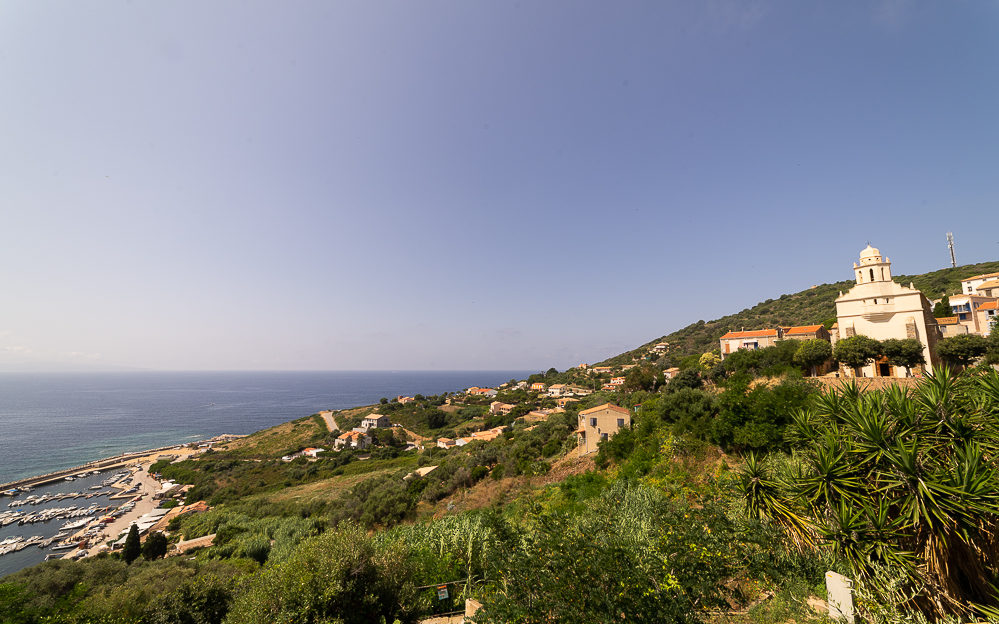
0, 370, 529, 577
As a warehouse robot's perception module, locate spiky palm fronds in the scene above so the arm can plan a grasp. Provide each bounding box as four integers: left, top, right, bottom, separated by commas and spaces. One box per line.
737, 367, 999, 619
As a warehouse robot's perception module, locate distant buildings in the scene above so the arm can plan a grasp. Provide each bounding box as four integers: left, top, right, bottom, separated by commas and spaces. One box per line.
360, 414, 392, 430
719, 329, 781, 359
961, 272, 999, 295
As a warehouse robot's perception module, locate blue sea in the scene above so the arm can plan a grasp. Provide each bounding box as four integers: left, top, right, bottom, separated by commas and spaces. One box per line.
0, 371, 530, 485
0, 370, 529, 578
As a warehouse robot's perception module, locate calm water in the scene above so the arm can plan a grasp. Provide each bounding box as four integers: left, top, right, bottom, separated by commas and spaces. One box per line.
0, 371, 529, 485
0, 370, 529, 578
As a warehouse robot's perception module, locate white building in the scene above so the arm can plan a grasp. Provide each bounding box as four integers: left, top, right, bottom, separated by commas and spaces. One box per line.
960, 272, 999, 295
834, 245, 941, 377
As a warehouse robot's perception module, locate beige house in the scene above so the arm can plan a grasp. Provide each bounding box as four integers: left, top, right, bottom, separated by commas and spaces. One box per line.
556, 397, 580, 409
360, 414, 392, 430
719, 329, 781, 359
334, 431, 371, 450
935, 316, 968, 338
489, 401, 515, 415
782, 324, 830, 342
973, 279, 999, 298
529, 382, 546, 392
977, 301, 998, 336
961, 272, 999, 295
834, 245, 940, 377
576, 403, 631, 455
934, 293, 998, 335
547, 384, 567, 397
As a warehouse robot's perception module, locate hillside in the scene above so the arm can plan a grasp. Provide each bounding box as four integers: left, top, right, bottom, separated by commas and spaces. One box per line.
599, 260, 999, 366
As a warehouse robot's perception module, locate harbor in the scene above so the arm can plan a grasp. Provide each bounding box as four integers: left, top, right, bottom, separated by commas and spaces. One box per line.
0, 438, 233, 577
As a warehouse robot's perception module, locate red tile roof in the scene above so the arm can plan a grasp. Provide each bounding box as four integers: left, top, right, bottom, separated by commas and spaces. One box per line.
719, 329, 778, 339
785, 324, 824, 335
578, 403, 631, 417
979, 301, 998, 311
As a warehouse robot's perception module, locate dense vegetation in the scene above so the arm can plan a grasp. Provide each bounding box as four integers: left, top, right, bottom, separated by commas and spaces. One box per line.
740, 368, 999, 620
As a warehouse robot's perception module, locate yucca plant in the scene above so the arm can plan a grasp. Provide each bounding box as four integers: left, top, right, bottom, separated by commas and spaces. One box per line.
739, 367, 999, 619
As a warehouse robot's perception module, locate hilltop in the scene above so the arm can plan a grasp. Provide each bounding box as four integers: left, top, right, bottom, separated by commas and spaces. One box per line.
598, 260, 999, 366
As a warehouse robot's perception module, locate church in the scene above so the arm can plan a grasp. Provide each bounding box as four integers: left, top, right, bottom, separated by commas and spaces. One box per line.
833, 245, 941, 377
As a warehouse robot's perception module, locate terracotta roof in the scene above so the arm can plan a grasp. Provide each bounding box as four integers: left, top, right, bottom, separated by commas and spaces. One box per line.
976, 279, 999, 289
719, 329, 778, 339
965, 272, 999, 282
936, 316, 960, 325
578, 403, 631, 417
979, 301, 998, 311
785, 324, 824, 335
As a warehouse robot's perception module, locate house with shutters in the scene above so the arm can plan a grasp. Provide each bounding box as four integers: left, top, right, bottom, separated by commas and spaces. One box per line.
575, 403, 631, 455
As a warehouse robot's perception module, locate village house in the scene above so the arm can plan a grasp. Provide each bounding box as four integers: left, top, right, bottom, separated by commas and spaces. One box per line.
833, 245, 940, 377
782, 324, 830, 342
934, 293, 998, 335
360, 414, 392, 430
396, 396, 415, 404
719, 329, 782, 359
972, 279, 999, 298
547, 384, 566, 397
489, 401, 515, 415
556, 397, 580, 409
565, 385, 593, 396
436, 438, 457, 449
468, 387, 498, 398
935, 316, 968, 338
590, 366, 613, 375
961, 272, 999, 295
334, 431, 371, 450
524, 408, 563, 423
609, 376, 626, 387
529, 382, 546, 392
576, 403, 631, 455
662, 367, 680, 380
977, 301, 997, 336
650, 342, 670, 354
455, 426, 505, 446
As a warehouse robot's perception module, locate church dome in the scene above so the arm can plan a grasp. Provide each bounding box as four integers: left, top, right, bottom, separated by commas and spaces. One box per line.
859, 244, 881, 259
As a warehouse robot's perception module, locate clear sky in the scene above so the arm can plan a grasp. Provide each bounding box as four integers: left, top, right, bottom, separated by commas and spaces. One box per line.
1, 1, 997, 371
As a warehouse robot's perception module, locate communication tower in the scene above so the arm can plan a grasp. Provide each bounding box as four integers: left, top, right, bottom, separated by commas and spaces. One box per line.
946, 232, 956, 268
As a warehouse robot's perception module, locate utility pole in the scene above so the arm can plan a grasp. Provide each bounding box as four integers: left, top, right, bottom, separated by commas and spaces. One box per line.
946, 232, 956, 268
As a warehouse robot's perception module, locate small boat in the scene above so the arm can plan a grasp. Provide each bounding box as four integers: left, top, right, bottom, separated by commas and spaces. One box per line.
64, 477, 75, 481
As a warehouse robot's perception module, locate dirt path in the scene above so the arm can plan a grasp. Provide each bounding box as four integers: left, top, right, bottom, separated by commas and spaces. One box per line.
318, 410, 340, 433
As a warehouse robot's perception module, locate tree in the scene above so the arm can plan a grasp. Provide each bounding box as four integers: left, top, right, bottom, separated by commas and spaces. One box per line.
698, 352, 721, 371
122, 524, 141, 564
933, 294, 953, 318
880, 338, 925, 376
793, 339, 832, 376
988, 318, 999, 364
833, 335, 882, 376
936, 334, 989, 368
739, 369, 999, 619
141, 531, 168, 560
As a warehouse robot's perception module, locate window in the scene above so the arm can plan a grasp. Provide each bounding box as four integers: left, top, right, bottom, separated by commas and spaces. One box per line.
870, 268, 875, 281
601, 433, 608, 441
617, 418, 625, 427
590, 417, 597, 427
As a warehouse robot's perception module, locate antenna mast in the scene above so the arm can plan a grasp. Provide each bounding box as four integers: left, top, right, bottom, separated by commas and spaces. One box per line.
946, 232, 956, 268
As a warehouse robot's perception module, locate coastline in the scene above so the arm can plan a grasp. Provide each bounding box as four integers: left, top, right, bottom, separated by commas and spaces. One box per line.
0, 434, 245, 495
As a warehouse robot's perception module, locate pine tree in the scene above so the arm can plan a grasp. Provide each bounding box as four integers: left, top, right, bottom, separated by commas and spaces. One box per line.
122, 523, 141, 564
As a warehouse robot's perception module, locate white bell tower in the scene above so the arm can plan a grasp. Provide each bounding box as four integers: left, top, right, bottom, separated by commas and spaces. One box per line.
853, 244, 892, 285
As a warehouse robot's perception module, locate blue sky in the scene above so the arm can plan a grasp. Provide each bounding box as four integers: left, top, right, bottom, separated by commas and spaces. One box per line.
1, 1, 997, 371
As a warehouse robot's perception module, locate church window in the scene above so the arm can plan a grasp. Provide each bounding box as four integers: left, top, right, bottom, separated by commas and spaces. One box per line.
870, 268, 875, 282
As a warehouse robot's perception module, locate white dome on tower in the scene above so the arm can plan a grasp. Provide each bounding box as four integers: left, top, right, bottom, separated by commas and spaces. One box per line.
858, 244, 884, 265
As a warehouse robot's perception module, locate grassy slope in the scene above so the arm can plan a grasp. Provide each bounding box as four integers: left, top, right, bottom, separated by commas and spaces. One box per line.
599, 260, 999, 365
216, 416, 325, 458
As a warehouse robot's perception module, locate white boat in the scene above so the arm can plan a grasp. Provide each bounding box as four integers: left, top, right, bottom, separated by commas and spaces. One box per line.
64, 476, 75, 481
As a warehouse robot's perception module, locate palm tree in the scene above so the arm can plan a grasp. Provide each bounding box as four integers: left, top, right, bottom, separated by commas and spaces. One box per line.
739, 367, 999, 619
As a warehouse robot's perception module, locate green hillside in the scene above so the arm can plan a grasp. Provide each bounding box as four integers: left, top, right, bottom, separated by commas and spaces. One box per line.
600, 260, 999, 366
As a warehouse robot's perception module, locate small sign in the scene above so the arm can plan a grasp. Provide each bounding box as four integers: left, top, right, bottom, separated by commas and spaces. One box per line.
436, 585, 449, 601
